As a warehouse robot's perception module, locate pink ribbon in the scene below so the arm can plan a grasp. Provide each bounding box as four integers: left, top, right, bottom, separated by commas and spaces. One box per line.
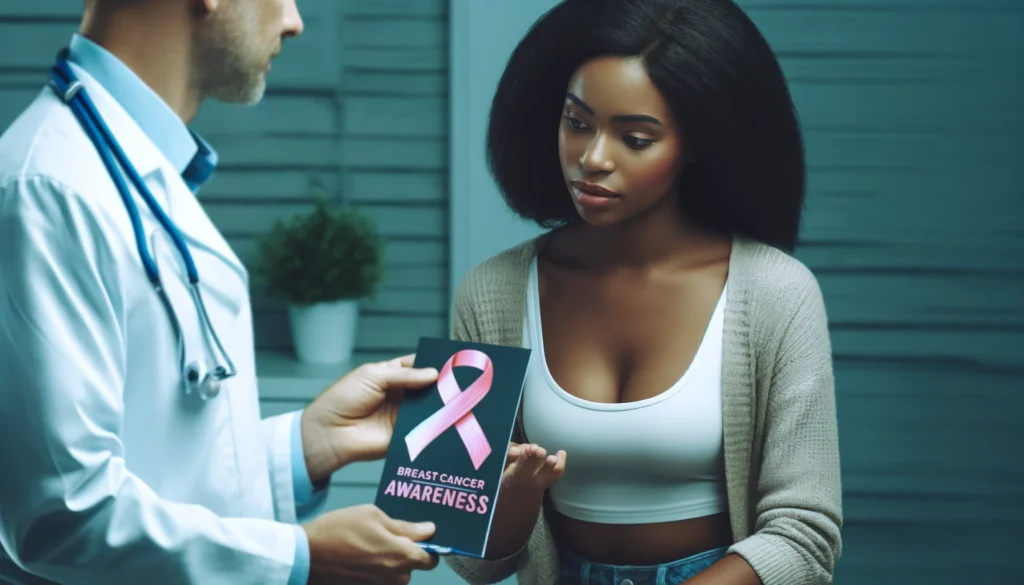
404, 349, 494, 470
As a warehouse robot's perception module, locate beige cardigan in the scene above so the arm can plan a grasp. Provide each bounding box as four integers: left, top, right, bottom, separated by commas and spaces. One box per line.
444, 234, 843, 585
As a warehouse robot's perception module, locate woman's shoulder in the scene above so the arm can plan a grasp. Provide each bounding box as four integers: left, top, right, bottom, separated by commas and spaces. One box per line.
731, 236, 828, 330
451, 234, 546, 313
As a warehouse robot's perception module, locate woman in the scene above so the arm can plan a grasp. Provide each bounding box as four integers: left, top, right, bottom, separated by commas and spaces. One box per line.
446, 1, 842, 584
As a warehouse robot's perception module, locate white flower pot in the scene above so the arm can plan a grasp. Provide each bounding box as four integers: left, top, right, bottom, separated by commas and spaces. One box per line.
288, 299, 360, 365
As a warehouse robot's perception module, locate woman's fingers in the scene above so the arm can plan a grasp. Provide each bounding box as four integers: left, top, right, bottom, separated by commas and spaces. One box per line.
502, 444, 567, 490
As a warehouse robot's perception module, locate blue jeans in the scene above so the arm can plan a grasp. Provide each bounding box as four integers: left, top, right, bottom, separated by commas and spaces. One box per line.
557, 546, 729, 585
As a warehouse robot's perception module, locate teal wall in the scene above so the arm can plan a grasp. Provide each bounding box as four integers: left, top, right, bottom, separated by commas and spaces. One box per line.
748, 6, 1023, 584
1, 1, 1022, 585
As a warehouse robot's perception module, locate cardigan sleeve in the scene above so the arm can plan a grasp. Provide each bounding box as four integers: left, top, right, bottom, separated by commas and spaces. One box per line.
726, 267, 844, 585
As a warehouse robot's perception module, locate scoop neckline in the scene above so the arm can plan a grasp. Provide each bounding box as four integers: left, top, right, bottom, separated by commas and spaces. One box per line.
525, 257, 727, 412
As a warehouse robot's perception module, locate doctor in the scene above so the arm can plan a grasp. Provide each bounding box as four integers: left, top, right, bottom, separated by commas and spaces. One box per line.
0, 0, 441, 584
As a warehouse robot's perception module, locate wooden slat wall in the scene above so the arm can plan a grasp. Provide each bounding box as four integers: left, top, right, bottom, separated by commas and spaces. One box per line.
211, 0, 451, 357
737, 2, 1024, 585
0, 0, 449, 360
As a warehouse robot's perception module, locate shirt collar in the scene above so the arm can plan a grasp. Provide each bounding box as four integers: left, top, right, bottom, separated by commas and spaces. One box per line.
66, 33, 218, 191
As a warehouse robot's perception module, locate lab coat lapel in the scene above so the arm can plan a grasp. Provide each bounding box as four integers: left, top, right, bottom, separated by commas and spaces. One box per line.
69, 61, 249, 306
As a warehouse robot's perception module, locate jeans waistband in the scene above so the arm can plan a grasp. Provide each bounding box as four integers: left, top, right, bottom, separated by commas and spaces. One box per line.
557, 545, 730, 585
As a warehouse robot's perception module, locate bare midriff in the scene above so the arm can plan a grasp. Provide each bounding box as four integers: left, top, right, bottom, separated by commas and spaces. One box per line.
549, 509, 733, 566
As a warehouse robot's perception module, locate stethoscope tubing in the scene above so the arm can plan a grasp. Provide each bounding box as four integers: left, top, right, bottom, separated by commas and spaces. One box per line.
50, 49, 200, 286
47, 48, 236, 397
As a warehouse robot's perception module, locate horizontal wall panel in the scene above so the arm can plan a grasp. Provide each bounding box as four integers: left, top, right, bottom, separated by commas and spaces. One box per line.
251, 288, 447, 315
192, 95, 338, 137
779, 55, 1021, 85
805, 168, 1020, 204
817, 272, 1024, 327
348, 171, 447, 203
343, 71, 446, 96
255, 312, 446, 352
0, 1, 80, 17
343, 0, 446, 18
206, 202, 445, 238
795, 240, 1023, 273
746, 8, 1024, 56
251, 266, 444, 293
0, 23, 76, 68
834, 523, 1019, 585
342, 138, 446, 170
0, 71, 46, 87
803, 130, 1019, 170
239, 265, 447, 292
843, 491, 1020, 525
211, 136, 339, 169
789, 80, 1022, 131
203, 169, 447, 204
342, 19, 445, 49
202, 170, 339, 201
344, 96, 446, 138
829, 327, 1022, 368
800, 195, 1021, 247
340, 48, 446, 73
371, 266, 447, 290
229, 237, 446, 268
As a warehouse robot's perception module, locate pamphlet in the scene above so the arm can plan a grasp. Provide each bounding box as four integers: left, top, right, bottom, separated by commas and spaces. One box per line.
374, 336, 532, 558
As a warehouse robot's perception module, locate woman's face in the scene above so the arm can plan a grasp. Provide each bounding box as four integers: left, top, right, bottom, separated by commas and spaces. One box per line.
558, 56, 685, 227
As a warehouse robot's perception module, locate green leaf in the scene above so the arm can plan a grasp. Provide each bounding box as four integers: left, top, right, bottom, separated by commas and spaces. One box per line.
249, 188, 387, 305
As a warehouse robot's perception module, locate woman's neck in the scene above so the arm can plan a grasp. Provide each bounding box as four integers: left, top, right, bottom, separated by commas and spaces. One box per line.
556, 197, 728, 273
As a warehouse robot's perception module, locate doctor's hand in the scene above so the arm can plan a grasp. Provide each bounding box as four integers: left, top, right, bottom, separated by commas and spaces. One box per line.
304, 503, 439, 585
301, 354, 438, 482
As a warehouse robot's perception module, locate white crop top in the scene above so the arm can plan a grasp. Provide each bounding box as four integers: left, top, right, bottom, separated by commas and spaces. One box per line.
521, 258, 728, 524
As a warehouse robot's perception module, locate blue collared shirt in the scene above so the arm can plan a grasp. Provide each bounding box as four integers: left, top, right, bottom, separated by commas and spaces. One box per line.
66, 33, 327, 585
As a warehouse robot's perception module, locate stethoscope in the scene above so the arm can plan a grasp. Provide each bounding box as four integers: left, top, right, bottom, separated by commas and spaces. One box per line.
48, 48, 235, 400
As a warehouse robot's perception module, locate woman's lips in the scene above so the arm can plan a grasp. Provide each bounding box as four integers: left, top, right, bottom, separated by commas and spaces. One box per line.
570, 181, 621, 208
572, 180, 621, 198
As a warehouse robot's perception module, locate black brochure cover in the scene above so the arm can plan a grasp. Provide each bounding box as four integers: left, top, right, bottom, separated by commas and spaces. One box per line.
374, 336, 532, 558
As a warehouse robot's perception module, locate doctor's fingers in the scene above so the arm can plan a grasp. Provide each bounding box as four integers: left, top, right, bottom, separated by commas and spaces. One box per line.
392, 538, 440, 572
380, 517, 439, 569
361, 360, 438, 391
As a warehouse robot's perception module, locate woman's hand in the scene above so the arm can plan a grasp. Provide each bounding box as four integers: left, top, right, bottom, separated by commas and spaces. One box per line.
476, 442, 566, 560
501, 442, 566, 492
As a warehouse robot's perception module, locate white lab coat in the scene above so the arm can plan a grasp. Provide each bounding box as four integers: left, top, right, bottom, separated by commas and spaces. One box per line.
0, 62, 305, 583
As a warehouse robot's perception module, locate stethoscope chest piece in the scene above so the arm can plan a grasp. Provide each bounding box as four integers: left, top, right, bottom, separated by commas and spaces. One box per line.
185, 361, 226, 401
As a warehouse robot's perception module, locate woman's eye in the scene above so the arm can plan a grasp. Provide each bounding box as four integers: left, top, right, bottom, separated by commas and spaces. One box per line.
563, 115, 586, 131
624, 135, 654, 149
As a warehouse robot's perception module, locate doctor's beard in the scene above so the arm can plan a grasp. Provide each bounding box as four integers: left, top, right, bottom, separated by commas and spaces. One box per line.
191, 0, 272, 106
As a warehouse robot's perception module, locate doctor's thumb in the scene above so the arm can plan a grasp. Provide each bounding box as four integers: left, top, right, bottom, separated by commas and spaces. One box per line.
387, 518, 436, 542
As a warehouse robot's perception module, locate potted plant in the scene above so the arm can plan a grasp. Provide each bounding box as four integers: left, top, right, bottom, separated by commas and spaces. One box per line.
251, 189, 385, 365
